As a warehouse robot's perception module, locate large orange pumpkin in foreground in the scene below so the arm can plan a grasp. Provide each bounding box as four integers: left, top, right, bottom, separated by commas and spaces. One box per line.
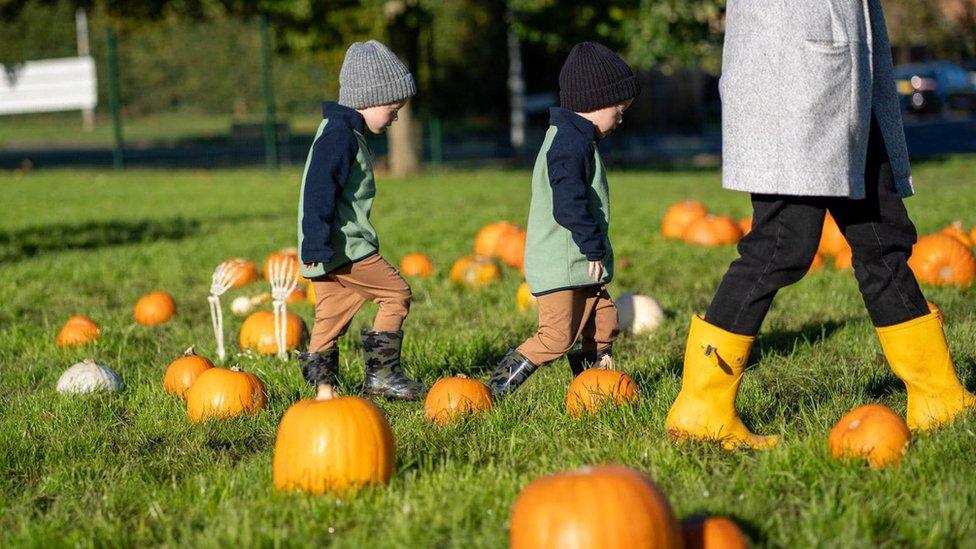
682, 215, 742, 247
239, 310, 307, 354
907, 233, 976, 287
475, 221, 521, 257
424, 375, 493, 426
56, 315, 101, 348
681, 516, 748, 549
450, 255, 502, 288
510, 465, 682, 549
223, 257, 259, 287
163, 347, 214, 399
566, 367, 639, 417
273, 386, 395, 494
496, 228, 527, 270
400, 253, 434, 277
186, 366, 266, 422
662, 200, 709, 239
828, 404, 910, 469
134, 291, 176, 326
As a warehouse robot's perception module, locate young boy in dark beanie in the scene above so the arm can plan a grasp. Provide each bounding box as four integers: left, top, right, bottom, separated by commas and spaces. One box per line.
296, 40, 425, 400
489, 42, 640, 397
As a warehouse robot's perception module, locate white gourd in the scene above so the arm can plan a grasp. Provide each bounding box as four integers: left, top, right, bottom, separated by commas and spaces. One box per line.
616, 293, 665, 335
56, 358, 124, 394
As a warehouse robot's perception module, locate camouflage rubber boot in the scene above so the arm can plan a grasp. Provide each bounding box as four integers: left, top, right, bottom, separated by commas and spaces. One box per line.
360, 330, 427, 400
566, 348, 612, 377
298, 348, 339, 387
489, 349, 539, 397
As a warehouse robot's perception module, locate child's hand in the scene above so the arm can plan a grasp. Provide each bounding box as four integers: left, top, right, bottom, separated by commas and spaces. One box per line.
304, 263, 318, 269
587, 260, 604, 281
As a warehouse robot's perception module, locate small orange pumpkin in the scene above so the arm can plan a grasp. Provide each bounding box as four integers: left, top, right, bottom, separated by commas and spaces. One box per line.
834, 247, 853, 270
273, 386, 395, 494
285, 287, 306, 304
496, 228, 527, 270
424, 374, 493, 426
133, 291, 176, 326
907, 233, 976, 287
223, 258, 259, 287
928, 301, 943, 324
475, 221, 521, 257
682, 215, 742, 247
239, 310, 307, 354
662, 200, 709, 239
306, 283, 317, 305
808, 253, 825, 272
400, 253, 434, 277
681, 516, 748, 549
566, 367, 638, 417
941, 222, 974, 248
970, 226, 976, 247
56, 315, 101, 348
450, 256, 502, 288
185, 365, 266, 422
163, 347, 214, 399
828, 404, 910, 469
818, 213, 849, 255
516, 281, 537, 312
263, 248, 307, 283
739, 216, 752, 236
510, 465, 682, 549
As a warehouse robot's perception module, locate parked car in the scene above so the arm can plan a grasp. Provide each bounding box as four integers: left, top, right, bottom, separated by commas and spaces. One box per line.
894, 62, 976, 115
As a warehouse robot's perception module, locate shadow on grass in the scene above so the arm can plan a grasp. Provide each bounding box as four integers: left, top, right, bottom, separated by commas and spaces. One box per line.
755, 320, 848, 359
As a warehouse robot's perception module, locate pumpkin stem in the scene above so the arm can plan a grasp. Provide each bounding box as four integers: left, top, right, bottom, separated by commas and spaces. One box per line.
455, 373, 468, 379
315, 384, 336, 400
82, 358, 94, 365
183, 346, 196, 357
230, 365, 242, 372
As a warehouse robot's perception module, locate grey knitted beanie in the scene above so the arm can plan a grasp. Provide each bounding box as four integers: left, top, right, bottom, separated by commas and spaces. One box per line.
338, 40, 416, 109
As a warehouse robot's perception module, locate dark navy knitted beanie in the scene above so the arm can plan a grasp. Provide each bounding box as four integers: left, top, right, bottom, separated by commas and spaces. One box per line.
558, 41, 641, 112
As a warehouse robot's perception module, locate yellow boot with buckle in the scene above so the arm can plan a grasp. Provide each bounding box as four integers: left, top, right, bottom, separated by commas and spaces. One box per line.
876, 312, 976, 431
665, 315, 780, 450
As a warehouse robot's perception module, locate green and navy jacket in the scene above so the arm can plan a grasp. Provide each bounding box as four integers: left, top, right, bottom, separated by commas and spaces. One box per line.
297, 102, 378, 278
524, 107, 612, 296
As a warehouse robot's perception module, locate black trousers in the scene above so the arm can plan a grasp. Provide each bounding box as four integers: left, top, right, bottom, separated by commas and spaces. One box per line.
705, 117, 928, 335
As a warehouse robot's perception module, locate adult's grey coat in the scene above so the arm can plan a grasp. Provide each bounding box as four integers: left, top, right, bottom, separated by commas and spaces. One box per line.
720, 0, 912, 199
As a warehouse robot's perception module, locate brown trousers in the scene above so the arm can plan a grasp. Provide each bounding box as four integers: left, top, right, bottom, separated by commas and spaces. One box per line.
309, 254, 411, 351
517, 286, 619, 365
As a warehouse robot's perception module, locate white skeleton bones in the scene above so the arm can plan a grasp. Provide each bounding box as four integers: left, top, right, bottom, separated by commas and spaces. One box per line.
266, 257, 300, 361
208, 260, 238, 362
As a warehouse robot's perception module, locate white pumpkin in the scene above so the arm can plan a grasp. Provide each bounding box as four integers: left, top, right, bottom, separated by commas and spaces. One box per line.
231, 296, 254, 316
616, 293, 665, 334
56, 358, 124, 394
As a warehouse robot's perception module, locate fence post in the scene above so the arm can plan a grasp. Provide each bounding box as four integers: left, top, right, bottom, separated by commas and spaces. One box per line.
259, 15, 279, 169
106, 27, 124, 170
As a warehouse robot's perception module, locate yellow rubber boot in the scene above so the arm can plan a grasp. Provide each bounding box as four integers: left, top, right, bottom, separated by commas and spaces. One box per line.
876, 312, 976, 431
665, 315, 779, 450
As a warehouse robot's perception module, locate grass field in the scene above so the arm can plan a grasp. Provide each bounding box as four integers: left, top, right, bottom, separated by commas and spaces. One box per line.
2, 158, 976, 547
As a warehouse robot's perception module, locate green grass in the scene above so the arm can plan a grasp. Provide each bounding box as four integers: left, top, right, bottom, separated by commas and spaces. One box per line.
2, 158, 976, 547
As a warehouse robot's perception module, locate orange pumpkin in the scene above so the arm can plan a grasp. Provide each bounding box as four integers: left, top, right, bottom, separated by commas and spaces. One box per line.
739, 216, 752, 236
681, 516, 748, 549
907, 234, 976, 287
223, 258, 259, 288
682, 215, 742, 247
273, 386, 395, 494
56, 315, 100, 348
928, 301, 943, 324
566, 367, 639, 417
475, 221, 521, 257
510, 465, 682, 549
263, 248, 307, 283
818, 213, 849, 257
828, 404, 910, 469
497, 228, 527, 270
133, 291, 176, 326
424, 374, 493, 426
970, 226, 976, 247
941, 222, 974, 248
306, 283, 317, 305
834, 248, 853, 270
808, 253, 825, 272
662, 200, 709, 239
239, 310, 307, 354
400, 253, 435, 277
186, 365, 266, 422
450, 255, 502, 288
163, 347, 214, 399
516, 281, 537, 312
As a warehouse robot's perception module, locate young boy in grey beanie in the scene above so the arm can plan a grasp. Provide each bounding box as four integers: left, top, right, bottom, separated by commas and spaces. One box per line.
296, 39, 425, 400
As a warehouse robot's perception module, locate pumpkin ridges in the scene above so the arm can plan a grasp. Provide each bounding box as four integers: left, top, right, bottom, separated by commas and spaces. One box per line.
134, 291, 176, 326
56, 315, 101, 347
828, 404, 910, 469
424, 375, 493, 425
400, 253, 434, 277
908, 233, 976, 287
662, 200, 709, 239
239, 310, 307, 354
566, 369, 638, 416
682, 215, 742, 247
163, 346, 214, 399
186, 366, 266, 422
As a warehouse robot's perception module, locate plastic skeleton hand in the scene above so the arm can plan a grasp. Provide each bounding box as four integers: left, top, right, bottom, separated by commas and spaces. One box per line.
267, 257, 300, 360
208, 260, 238, 362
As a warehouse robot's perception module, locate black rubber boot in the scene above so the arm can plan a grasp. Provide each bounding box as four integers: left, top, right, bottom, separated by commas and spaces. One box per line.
360, 330, 427, 400
298, 348, 339, 387
567, 348, 613, 377
489, 349, 539, 397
